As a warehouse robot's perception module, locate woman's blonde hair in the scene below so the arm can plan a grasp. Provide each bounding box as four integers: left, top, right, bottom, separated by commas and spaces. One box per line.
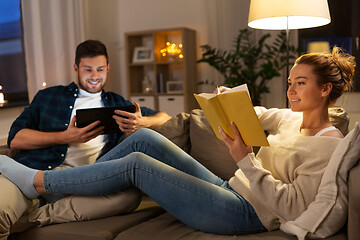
295, 46, 356, 104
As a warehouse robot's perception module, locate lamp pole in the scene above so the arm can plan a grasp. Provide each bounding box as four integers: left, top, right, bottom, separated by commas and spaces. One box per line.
286, 17, 289, 108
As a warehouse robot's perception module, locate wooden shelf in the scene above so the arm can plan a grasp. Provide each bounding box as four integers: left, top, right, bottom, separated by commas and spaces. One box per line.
125, 27, 198, 116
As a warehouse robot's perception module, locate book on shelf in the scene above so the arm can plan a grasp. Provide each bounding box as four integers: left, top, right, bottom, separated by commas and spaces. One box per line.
194, 84, 269, 147
157, 73, 165, 93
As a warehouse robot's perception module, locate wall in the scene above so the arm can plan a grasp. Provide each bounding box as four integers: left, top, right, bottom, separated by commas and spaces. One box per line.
82, 0, 250, 98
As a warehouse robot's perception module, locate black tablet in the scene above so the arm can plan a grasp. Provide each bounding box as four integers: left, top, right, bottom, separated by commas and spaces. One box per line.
76, 105, 136, 134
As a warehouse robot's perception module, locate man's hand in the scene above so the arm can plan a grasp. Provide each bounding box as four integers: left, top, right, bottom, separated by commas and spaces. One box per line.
113, 102, 147, 133
219, 122, 253, 163
61, 115, 104, 144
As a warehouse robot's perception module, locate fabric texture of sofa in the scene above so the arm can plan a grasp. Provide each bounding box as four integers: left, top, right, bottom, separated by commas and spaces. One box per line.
2, 108, 359, 240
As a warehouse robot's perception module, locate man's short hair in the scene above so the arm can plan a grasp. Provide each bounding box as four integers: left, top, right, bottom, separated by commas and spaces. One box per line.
75, 40, 109, 66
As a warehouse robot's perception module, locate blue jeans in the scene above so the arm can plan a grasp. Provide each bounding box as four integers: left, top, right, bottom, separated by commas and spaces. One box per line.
43, 128, 265, 235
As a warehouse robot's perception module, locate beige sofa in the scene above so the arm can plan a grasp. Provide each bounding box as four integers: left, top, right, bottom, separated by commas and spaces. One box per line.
4, 109, 360, 240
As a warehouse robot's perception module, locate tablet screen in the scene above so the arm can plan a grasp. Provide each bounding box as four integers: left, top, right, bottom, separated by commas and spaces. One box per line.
76, 105, 136, 134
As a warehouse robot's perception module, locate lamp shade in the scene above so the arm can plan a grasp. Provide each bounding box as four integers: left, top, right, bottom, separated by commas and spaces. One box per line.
248, 0, 331, 30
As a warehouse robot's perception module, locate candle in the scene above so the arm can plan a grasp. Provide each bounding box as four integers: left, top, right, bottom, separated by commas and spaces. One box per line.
0, 93, 5, 103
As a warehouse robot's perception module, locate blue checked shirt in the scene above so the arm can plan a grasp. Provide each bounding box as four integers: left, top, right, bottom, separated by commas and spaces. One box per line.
8, 82, 159, 170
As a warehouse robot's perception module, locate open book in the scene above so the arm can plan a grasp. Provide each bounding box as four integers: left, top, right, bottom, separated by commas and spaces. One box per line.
194, 84, 269, 147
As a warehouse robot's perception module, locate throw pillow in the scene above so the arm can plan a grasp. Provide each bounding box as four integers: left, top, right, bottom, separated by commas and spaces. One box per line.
280, 122, 360, 239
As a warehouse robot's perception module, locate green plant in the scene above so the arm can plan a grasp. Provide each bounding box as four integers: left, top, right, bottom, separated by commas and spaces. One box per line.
198, 28, 301, 105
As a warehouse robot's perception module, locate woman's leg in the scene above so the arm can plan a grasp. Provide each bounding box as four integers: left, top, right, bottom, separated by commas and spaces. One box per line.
43, 152, 264, 235
97, 128, 223, 186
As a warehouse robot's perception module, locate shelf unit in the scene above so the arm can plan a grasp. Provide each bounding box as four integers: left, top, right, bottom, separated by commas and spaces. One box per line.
125, 27, 198, 116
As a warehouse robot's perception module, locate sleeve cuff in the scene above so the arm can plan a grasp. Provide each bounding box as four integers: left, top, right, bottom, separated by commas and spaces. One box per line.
236, 152, 259, 169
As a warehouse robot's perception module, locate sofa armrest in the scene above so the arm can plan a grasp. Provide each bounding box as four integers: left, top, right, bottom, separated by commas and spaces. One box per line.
0, 145, 18, 159
348, 160, 360, 240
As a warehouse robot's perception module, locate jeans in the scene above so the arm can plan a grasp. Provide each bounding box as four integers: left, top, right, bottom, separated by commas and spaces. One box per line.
43, 128, 265, 235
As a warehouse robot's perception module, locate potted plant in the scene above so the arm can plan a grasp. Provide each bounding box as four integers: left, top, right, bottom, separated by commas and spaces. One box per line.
198, 28, 300, 105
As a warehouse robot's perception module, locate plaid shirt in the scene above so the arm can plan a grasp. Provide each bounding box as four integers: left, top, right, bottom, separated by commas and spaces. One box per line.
8, 82, 159, 170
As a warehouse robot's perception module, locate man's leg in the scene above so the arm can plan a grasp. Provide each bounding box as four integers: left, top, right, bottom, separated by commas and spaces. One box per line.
0, 175, 32, 240
28, 188, 141, 226
42, 153, 265, 235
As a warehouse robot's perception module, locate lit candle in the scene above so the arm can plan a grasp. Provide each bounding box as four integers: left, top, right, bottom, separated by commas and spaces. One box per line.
0, 93, 5, 103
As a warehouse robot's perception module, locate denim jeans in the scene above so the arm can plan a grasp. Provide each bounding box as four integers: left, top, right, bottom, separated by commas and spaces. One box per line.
43, 128, 265, 235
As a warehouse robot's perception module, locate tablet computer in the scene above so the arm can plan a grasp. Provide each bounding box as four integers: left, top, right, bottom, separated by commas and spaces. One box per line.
76, 105, 136, 134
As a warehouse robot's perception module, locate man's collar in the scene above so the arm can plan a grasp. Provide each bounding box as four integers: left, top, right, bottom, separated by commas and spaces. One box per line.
67, 82, 78, 92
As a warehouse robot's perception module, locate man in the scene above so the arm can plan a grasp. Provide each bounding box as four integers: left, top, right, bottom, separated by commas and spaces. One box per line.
0, 40, 171, 239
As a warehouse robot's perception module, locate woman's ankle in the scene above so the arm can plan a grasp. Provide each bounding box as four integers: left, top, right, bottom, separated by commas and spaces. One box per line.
34, 171, 46, 194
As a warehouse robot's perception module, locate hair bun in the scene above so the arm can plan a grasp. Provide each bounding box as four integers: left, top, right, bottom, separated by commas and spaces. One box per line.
330, 46, 356, 91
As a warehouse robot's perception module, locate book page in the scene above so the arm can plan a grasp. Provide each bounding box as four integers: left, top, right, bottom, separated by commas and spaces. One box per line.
221, 84, 249, 96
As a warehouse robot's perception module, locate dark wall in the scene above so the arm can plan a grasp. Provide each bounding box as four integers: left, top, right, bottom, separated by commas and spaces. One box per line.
298, 0, 360, 91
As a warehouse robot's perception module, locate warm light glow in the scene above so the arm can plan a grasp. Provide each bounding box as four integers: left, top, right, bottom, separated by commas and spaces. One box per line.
160, 42, 183, 59
0, 85, 5, 104
248, 0, 331, 30
307, 41, 330, 53
0, 93, 4, 104
42, 82, 47, 88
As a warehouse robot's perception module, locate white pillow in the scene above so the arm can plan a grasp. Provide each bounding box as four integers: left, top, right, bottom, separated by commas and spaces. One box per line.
280, 122, 360, 239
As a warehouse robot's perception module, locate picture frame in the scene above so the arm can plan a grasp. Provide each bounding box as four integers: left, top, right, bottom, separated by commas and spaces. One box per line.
166, 81, 183, 93
132, 46, 154, 63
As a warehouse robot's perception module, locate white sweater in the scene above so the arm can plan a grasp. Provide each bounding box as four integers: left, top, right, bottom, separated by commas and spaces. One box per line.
228, 107, 341, 231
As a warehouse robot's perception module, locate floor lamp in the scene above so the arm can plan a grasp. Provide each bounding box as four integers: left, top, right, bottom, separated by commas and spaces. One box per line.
248, 0, 331, 108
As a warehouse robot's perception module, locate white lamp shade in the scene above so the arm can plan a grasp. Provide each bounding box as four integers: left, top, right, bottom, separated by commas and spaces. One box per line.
248, 0, 331, 30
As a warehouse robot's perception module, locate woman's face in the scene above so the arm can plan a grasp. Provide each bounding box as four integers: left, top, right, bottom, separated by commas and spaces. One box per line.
287, 64, 329, 112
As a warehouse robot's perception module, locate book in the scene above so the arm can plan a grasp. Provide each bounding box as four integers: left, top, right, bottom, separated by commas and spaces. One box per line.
194, 84, 269, 147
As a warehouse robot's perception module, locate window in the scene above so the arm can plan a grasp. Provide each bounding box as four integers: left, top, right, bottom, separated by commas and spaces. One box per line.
0, 0, 28, 107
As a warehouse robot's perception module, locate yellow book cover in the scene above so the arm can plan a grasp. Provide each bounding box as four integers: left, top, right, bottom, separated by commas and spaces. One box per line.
194, 84, 269, 147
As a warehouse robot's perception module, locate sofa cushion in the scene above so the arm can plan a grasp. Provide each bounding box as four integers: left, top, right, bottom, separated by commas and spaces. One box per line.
10, 206, 164, 240
348, 161, 360, 240
328, 107, 349, 136
280, 122, 360, 239
189, 109, 237, 180
154, 112, 191, 153
0, 145, 18, 159
116, 212, 347, 240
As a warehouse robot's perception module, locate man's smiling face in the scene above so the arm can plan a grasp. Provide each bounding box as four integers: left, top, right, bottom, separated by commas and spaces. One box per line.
74, 55, 109, 93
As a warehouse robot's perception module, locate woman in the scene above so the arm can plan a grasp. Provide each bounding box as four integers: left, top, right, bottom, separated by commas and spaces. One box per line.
0, 47, 355, 235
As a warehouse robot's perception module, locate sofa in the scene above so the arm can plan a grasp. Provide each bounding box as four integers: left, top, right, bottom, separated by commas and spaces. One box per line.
3, 108, 360, 240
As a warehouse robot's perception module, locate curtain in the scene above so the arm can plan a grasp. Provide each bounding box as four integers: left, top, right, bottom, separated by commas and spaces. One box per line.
21, 0, 85, 101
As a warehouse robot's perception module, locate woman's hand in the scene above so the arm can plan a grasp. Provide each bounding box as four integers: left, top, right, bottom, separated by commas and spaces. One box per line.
219, 122, 253, 163
213, 86, 230, 94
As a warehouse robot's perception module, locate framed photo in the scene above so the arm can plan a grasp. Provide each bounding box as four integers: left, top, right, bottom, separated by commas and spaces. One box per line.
166, 81, 183, 93
132, 47, 154, 63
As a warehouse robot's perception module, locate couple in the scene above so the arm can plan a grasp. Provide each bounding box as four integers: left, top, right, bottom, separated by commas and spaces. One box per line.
0, 46, 355, 235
